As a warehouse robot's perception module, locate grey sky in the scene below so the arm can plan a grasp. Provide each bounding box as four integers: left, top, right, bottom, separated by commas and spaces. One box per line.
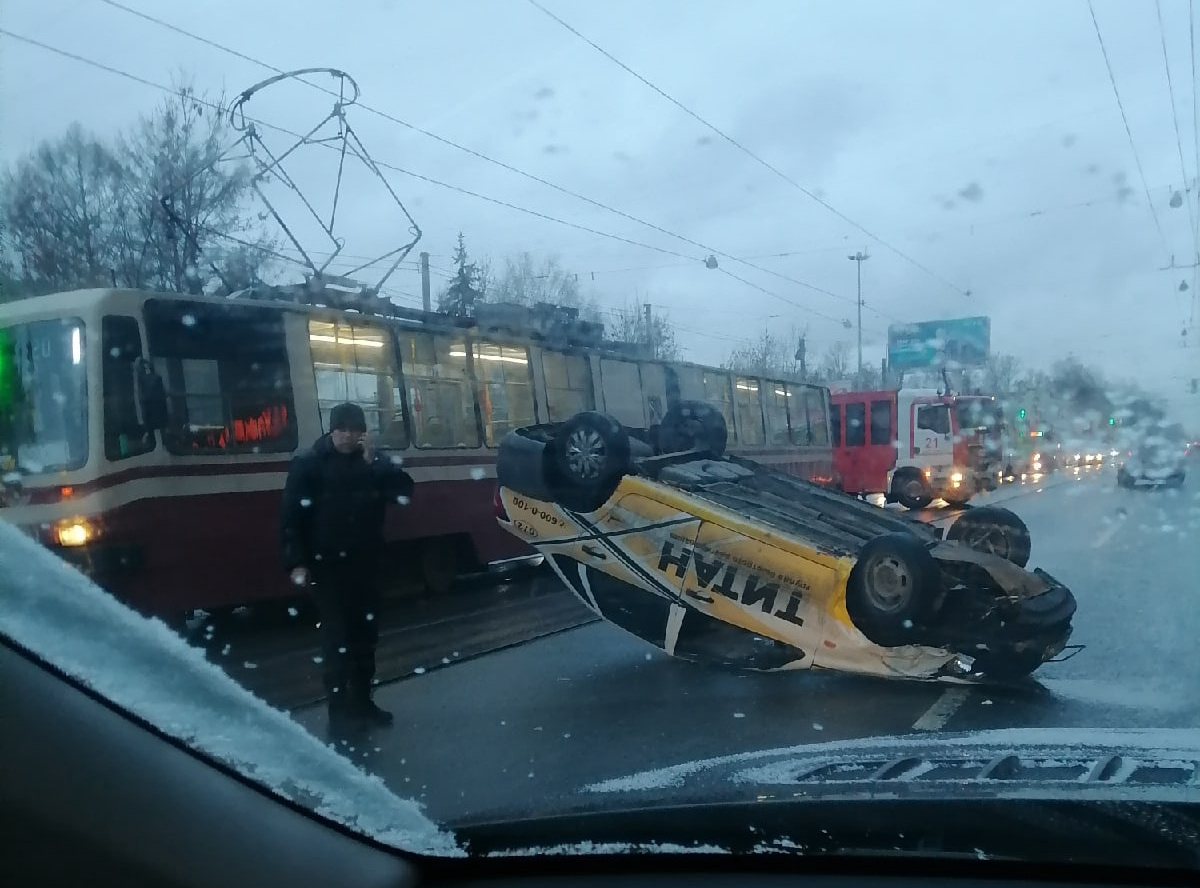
3, 0, 1198, 420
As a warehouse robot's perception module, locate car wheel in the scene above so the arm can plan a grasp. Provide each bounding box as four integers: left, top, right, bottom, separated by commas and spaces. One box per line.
945, 506, 1032, 568
548, 411, 631, 512
892, 469, 932, 510
657, 400, 728, 457
846, 533, 941, 647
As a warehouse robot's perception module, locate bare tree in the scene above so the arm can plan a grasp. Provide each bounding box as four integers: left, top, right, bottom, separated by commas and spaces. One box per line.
724, 328, 800, 378
980, 352, 1022, 394
0, 83, 272, 298
607, 300, 679, 360
818, 341, 852, 382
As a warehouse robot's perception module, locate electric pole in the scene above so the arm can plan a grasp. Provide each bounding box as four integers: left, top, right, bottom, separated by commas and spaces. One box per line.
420, 251, 431, 312
848, 251, 869, 383
644, 302, 654, 356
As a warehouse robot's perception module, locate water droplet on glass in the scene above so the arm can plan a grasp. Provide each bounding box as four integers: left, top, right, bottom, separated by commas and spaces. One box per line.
470, 467, 486, 481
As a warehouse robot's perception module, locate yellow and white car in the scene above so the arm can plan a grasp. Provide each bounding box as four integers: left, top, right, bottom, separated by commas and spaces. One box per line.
495, 403, 1077, 683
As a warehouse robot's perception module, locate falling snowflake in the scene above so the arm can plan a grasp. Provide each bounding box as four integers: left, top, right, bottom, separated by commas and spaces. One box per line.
470, 467, 486, 481
396, 495, 410, 505
644, 652, 652, 660
982, 699, 993, 706
563, 733, 571, 739
181, 314, 197, 327
812, 723, 824, 731
312, 656, 324, 664
338, 646, 347, 654
221, 644, 231, 656
109, 347, 122, 358
365, 612, 374, 621
287, 607, 298, 617
373, 747, 381, 753
339, 551, 347, 558
533, 726, 543, 732
733, 712, 746, 719
243, 661, 258, 669
528, 772, 535, 779
441, 657, 450, 664
52, 392, 67, 406
500, 720, 507, 726
291, 572, 306, 586
314, 554, 323, 561
452, 651, 460, 657
902, 619, 913, 629
414, 666, 426, 674
390, 455, 405, 466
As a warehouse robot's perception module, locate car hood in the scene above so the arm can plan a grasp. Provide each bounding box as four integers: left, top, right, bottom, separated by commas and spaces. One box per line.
454, 728, 1200, 862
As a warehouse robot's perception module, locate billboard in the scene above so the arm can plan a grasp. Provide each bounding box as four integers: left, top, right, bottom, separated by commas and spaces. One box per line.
887, 316, 990, 370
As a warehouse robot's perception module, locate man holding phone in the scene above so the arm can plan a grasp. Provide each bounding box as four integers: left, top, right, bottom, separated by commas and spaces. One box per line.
280, 402, 414, 740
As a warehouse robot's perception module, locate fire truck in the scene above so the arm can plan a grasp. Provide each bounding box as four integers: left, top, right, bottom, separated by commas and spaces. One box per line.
830, 387, 1004, 508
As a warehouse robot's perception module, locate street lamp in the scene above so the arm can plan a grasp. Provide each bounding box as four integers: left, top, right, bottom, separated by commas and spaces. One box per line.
848, 251, 869, 382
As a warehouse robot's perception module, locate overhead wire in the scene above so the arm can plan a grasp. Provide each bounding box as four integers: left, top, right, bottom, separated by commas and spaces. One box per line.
1155, 0, 1198, 250
524, 0, 969, 299
91, 0, 882, 320
0, 27, 868, 330
1087, 0, 1173, 261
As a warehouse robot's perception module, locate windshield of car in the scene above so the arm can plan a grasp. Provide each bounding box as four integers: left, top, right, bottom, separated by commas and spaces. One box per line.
0, 319, 88, 474
2, 0, 1200, 868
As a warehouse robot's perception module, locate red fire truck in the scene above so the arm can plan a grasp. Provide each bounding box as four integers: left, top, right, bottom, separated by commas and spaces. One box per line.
830, 387, 1004, 508
0, 287, 835, 618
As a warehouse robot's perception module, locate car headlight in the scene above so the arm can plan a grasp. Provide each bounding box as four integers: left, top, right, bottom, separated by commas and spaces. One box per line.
55, 519, 96, 547
950, 471, 964, 483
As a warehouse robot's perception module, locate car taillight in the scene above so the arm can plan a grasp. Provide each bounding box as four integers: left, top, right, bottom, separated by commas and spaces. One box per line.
493, 486, 509, 521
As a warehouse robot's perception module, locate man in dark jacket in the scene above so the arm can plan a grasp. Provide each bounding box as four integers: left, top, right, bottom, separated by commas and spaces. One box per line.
280, 402, 414, 738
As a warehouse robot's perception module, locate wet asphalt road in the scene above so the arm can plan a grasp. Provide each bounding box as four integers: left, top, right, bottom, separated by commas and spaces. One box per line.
288, 464, 1200, 824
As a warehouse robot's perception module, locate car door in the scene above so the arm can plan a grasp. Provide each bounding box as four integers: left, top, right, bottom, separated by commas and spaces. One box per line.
910, 401, 953, 473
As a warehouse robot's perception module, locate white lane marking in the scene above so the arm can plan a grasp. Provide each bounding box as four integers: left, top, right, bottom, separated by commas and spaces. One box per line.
1090, 522, 1121, 549
912, 688, 970, 732
663, 604, 687, 655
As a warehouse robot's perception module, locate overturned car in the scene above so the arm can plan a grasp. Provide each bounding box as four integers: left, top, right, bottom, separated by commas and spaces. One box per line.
495, 402, 1077, 683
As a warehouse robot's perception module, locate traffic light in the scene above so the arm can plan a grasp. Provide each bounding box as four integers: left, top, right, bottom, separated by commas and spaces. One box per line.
1108, 416, 1115, 426
1018, 408, 1026, 419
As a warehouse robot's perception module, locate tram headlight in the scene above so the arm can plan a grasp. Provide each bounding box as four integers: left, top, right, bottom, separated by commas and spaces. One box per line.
56, 519, 96, 547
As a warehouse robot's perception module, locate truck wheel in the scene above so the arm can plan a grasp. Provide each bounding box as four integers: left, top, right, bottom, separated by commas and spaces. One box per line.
892, 469, 932, 510
548, 411, 630, 512
946, 506, 1031, 568
657, 400, 728, 457
846, 533, 941, 647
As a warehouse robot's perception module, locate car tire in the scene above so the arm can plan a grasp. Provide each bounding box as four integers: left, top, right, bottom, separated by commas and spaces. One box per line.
846, 532, 941, 647
892, 469, 932, 510
945, 506, 1032, 568
547, 411, 631, 512
657, 400, 728, 457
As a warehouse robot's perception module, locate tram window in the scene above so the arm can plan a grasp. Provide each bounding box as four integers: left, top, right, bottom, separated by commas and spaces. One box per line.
308, 319, 406, 448
845, 402, 866, 447
102, 316, 155, 461
473, 342, 535, 447
803, 386, 830, 446
145, 300, 297, 455
638, 362, 669, 428
600, 359, 644, 427
764, 384, 791, 445
870, 399, 892, 446
396, 332, 480, 448
830, 403, 842, 446
676, 366, 736, 442
734, 377, 765, 445
541, 351, 593, 421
